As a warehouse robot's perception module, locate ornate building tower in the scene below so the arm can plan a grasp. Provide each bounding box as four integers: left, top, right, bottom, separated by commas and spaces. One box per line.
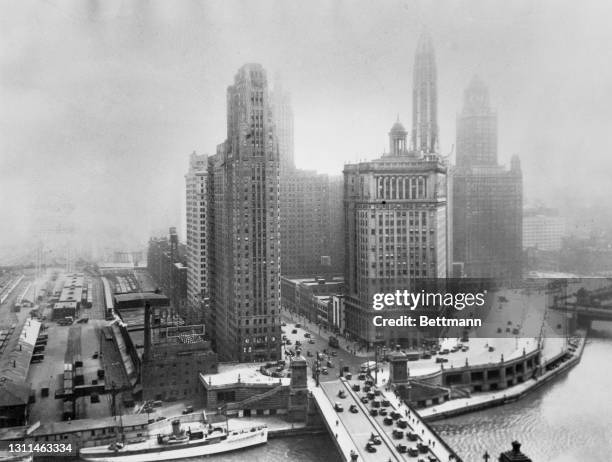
411, 32, 439, 154
343, 119, 448, 347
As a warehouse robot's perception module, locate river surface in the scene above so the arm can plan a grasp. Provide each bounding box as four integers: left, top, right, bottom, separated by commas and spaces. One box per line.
193, 322, 612, 462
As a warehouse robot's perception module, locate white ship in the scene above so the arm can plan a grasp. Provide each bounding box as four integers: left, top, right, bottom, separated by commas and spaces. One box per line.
79, 419, 267, 462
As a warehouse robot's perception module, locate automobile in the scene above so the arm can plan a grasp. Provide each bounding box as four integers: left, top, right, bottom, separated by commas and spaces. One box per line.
417, 442, 430, 453
374, 389, 381, 396
345, 373, 353, 380
381, 399, 390, 407
440, 349, 450, 355
295, 323, 302, 328
392, 429, 404, 439
369, 409, 378, 417
488, 346, 495, 352
358, 374, 366, 381
352, 384, 360, 392
334, 402, 344, 412
360, 396, 368, 404
338, 390, 346, 399
92, 352, 99, 359
330, 351, 337, 357
156, 416, 166, 422
349, 404, 358, 414
462, 346, 469, 352
370, 435, 382, 445
308, 339, 315, 344
286, 339, 292, 345
295, 340, 301, 347
326, 360, 334, 368
396, 443, 407, 453
383, 416, 393, 425
292, 329, 298, 334
512, 328, 520, 335
421, 353, 431, 359
407, 447, 419, 457
391, 411, 401, 420
407, 432, 419, 441
397, 419, 408, 429
367, 392, 375, 400
450, 346, 459, 353
282, 335, 287, 340
365, 442, 377, 453
379, 408, 388, 416
436, 357, 449, 363
371, 400, 381, 408
321, 368, 328, 375
76, 317, 89, 324
182, 406, 194, 414
304, 332, 311, 338
429, 350, 438, 356
497, 327, 503, 333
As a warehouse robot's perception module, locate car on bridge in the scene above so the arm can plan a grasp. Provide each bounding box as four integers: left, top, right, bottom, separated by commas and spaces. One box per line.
349, 404, 358, 413
334, 402, 344, 412
365, 442, 377, 453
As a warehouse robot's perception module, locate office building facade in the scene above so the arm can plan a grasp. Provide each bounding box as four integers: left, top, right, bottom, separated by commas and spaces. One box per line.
208, 64, 282, 362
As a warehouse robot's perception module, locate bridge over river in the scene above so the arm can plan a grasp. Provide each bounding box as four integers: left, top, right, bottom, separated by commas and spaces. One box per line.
311, 377, 462, 462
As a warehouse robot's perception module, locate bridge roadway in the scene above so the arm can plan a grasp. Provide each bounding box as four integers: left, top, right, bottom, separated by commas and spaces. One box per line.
551, 303, 612, 321
313, 378, 461, 462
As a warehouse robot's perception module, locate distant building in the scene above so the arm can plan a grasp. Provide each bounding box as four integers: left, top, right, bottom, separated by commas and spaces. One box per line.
452, 77, 523, 282
271, 77, 344, 278
523, 208, 567, 251
147, 227, 188, 319
207, 64, 282, 362
185, 152, 209, 324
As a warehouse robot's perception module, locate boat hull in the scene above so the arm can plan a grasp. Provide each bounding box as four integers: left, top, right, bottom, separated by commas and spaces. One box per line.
79, 427, 267, 462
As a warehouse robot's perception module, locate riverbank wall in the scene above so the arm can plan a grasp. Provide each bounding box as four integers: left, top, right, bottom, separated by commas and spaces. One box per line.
421, 333, 587, 422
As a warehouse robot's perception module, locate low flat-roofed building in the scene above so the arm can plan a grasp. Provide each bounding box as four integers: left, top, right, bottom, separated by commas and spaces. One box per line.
281, 276, 344, 328
114, 292, 169, 310
0, 319, 41, 427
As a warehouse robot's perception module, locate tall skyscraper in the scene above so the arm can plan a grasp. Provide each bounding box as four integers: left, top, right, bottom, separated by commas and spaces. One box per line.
452, 77, 523, 281
456, 76, 497, 167
411, 32, 439, 154
344, 118, 448, 346
271, 77, 295, 172
185, 152, 209, 324
208, 64, 282, 362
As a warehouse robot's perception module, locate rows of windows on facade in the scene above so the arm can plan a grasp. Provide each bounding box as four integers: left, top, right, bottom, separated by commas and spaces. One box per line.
173, 32, 522, 356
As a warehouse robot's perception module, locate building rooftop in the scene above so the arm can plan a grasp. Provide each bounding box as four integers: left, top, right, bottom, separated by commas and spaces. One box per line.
0, 319, 41, 406
30, 413, 150, 436
200, 363, 290, 389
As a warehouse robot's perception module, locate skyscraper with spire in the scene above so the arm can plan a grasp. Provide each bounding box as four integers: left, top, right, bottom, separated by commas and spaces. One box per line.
411, 32, 439, 154
342, 34, 449, 346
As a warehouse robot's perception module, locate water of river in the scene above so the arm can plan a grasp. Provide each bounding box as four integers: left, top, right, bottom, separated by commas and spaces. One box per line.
188, 323, 612, 462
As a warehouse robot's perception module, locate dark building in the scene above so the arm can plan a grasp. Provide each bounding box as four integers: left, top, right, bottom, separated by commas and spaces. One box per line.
141, 304, 217, 402
147, 227, 188, 319
452, 76, 523, 282
208, 64, 282, 362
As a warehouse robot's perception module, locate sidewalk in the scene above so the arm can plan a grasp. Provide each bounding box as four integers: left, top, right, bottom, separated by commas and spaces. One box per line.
282, 309, 371, 358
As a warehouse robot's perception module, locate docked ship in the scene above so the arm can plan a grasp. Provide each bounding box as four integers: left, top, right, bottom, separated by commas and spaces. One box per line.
79, 419, 267, 462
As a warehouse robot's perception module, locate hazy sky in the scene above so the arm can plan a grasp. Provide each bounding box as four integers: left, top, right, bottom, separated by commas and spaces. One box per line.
2, 0, 611, 256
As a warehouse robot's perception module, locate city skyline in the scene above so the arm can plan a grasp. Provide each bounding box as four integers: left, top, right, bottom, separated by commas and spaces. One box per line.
3, 0, 612, 257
